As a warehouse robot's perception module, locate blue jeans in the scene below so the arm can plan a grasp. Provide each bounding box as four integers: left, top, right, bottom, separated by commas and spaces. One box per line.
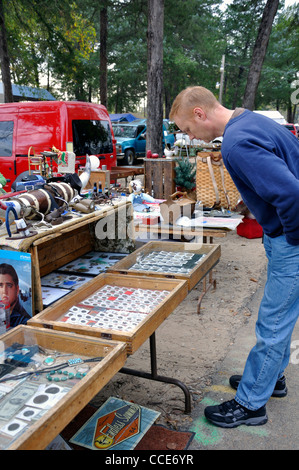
235, 234, 299, 410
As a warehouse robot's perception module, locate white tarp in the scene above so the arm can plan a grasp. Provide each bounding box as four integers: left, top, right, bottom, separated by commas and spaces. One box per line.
253, 110, 286, 124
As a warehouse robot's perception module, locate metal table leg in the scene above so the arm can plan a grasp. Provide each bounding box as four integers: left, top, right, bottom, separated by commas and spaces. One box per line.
197, 268, 217, 314
120, 332, 192, 414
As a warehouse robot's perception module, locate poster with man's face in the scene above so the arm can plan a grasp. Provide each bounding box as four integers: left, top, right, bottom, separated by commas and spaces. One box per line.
0, 251, 32, 327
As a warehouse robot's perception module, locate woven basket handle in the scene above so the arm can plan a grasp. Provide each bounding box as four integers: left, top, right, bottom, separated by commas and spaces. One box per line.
170, 191, 188, 200
197, 152, 222, 165
197, 154, 231, 210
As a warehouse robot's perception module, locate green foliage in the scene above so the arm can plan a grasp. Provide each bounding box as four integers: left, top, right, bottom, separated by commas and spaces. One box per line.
257, 3, 299, 120
174, 158, 196, 191
1, 0, 298, 117
220, 0, 268, 108
163, 0, 225, 111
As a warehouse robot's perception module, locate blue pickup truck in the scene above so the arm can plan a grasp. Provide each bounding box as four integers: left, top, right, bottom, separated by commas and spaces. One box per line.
112, 119, 175, 165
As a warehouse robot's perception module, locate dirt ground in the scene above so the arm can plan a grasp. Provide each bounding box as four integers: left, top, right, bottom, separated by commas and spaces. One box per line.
90, 229, 267, 429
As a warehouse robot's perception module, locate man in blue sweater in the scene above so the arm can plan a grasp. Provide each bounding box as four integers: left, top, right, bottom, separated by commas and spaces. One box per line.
170, 86, 299, 427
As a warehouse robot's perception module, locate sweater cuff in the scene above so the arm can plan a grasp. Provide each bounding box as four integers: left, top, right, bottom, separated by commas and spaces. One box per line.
285, 234, 299, 246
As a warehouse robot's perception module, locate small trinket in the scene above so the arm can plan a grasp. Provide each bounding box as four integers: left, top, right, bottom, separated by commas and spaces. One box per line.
43, 356, 55, 365
68, 357, 83, 366
21, 348, 30, 355
46, 369, 87, 382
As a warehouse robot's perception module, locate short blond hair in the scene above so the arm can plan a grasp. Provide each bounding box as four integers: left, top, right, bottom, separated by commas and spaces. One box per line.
169, 86, 219, 120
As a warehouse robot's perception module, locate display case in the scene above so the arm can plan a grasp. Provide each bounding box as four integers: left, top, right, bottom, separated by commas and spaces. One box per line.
107, 241, 221, 291
28, 273, 188, 354
0, 325, 126, 450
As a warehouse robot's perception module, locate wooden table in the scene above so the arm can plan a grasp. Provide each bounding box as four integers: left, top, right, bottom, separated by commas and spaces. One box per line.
0, 200, 193, 415
78, 166, 144, 190
134, 220, 229, 244
110, 166, 144, 186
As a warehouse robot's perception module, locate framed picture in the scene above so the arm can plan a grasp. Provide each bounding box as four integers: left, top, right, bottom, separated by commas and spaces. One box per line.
70, 397, 160, 450
0, 250, 32, 327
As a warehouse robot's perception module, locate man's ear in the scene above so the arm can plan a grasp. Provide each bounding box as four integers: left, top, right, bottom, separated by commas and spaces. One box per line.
193, 107, 206, 121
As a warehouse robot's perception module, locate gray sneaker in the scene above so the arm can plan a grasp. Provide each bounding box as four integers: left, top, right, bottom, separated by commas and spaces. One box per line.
229, 375, 288, 398
204, 399, 268, 428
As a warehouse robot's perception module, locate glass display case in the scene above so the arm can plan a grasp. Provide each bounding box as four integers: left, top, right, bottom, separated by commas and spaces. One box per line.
29, 273, 188, 355
107, 241, 221, 291
0, 325, 126, 450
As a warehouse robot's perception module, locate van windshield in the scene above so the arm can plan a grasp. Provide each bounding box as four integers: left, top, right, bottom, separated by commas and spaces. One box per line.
72, 120, 113, 156
0, 121, 13, 157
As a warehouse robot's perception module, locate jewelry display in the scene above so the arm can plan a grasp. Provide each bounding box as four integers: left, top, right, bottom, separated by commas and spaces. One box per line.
43, 356, 56, 366
0, 338, 105, 449
46, 369, 87, 382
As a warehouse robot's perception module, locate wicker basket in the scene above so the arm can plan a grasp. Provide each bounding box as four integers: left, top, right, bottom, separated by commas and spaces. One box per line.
196, 152, 240, 209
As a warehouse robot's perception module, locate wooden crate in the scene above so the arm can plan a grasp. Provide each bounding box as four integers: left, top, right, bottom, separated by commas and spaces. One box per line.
28, 273, 188, 354
107, 241, 221, 291
78, 169, 108, 190
144, 158, 176, 199
0, 325, 126, 450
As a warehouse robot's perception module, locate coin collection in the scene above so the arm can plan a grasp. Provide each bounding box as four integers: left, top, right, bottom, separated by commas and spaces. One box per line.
41, 251, 128, 306
58, 285, 170, 332
129, 250, 205, 274
0, 344, 96, 449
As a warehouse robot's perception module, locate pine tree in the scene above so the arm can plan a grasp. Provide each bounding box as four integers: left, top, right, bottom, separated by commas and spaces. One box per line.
174, 158, 196, 192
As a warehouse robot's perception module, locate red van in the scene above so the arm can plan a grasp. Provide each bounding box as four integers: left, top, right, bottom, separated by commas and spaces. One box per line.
282, 123, 298, 138
0, 101, 116, 192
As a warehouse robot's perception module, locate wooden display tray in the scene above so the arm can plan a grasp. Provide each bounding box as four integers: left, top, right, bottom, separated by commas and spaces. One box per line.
29, 273, 188, 354
0, 325, 126, 450
107, 241, 221, 291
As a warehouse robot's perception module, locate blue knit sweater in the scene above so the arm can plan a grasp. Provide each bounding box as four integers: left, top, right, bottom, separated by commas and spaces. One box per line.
221, 109, 299, 245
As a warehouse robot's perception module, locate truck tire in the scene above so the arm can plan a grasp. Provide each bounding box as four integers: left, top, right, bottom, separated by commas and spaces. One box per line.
124, 149, 135, 166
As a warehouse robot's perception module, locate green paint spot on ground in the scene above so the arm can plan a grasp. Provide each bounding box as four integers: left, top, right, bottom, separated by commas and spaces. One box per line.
190, 416, 223, 446
200, 397, 220, 406
189, 397, 268, 447
239, 425, 268, 437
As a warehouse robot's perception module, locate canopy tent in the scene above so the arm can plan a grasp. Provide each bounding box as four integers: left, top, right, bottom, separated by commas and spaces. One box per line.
0, 82, 56, 103
109, 113, 137, 122
253, 110, 286, 124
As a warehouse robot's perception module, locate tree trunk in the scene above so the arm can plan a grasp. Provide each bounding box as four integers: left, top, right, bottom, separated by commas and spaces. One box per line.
100, 6, 108, 108
242, 0, 279, 110
287, 103, 296, 124
146, 0, 164, 155
164, 86, 171, 119
0, 0, 13, 102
